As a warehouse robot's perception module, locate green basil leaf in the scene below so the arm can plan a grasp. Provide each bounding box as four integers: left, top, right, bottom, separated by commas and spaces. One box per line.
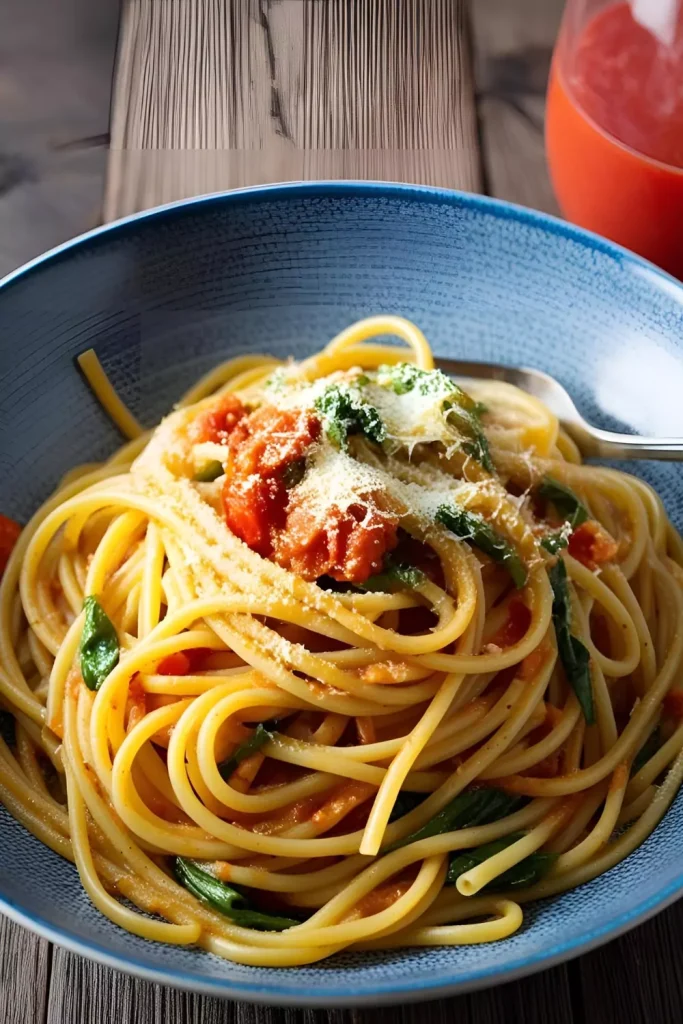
436, 505, 527, 588
361, 555, 426, 593
548, 559, 595, 725
388, 791, 427, 823
631, 726, 661, 777
462, 434, 495, 474
540, 531, 569, 554
79, 596, 119, 691
377, 363, 470, 402
217, 722, 275, 780
447, 833, 557, 889
193, 460, 224, 482
175, 858, 298, 930
314, 383, 385, 451
385, 787, 525, 853
376, 363, 493, 472
538, 477, 589, 530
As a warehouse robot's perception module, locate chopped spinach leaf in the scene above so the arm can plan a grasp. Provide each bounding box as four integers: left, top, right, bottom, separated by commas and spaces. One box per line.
361, 555, 426, 593
388, 791, 427, 823
217, 722, 275, 780
631, 726, 661, 777
79, 596, 119, 691
385, 787, 525, 853
436, 505, 527, 588
548, 558, 594, 724
538, 477, 588, 530
175, 858, 298, 930
447, 833, 557, 890
314, 383, 385, 451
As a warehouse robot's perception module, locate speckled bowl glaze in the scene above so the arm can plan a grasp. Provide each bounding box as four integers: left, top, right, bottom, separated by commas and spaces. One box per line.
2, 182, 683, 1007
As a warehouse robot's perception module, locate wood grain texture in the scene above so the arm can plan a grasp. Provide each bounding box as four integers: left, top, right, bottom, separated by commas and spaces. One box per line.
0, 914, 50, 1024
104, 0, 482, 220
47, 945, 574, 1024
0, 0, 118, 275
577, 901, 683, 1024
469, 0, 563, 213
5, 0, 683, 1021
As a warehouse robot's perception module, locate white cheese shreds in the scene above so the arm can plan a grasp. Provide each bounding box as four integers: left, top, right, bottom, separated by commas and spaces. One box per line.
293, 444, 388, 515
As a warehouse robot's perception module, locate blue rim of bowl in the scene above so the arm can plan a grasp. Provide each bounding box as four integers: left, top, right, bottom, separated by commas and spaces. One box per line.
1, 180, 683, 1006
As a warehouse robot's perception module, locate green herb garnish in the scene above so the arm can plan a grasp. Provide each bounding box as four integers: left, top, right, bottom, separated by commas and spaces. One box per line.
540, 530, 570, 555
175, 858, 298, 930
385, 787, 525, 853
314, 383, 386, 451
378, 363, 494, 472
360, 555, 426, 593
79, 596, 119, 691
436, 505, 527, 588
388, 791, 427, 823
193, 460, 224, 482
538, 477, 588, 530
378, 363, 468, 401
264, 368, 289, 393
461, 434, 494, 472
447, 833, 557, 890
631, 726, 661, 777
217, 722, 275, 780
548, 558, 594, 725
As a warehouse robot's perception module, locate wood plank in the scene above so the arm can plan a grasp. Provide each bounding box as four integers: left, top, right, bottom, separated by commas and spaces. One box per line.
0, 0, 118, 276
0, 0, 117, 1016
104, 0, 482, 220
0, 915, 51, 1024
576, 900, 683, 1024
469, 0, 563, 213
47, 946, 574, 1024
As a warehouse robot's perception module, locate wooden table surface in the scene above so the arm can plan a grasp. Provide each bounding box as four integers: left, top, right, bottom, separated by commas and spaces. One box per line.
2, 1, 683, 1021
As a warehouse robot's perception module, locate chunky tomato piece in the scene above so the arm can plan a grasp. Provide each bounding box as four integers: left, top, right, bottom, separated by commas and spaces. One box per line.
221, 405, 321, 557
157, 652, 191, 675
568, 520, 618, 569
227, 406, 321, 477
216, 401, 396, 583
274, 495, 399, 584
519, 643, 549, 680
223, 474, 287, 555
156, 649, 212, 675
663, 690, 683, 720
190, 394, 247, 445
488, 598, 531, 649
0, 515, 21, 577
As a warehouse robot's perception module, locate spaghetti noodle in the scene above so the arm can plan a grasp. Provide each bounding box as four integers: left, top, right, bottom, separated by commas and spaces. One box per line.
1, 315, 683, 966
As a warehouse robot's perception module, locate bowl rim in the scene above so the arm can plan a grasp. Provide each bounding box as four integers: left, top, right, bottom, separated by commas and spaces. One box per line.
2, 179, 683, 1006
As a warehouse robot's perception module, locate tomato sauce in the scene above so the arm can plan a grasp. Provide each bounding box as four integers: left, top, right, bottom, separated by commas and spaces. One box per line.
190, 393, 247, 444
221, 405, 321, 557
0, 514, 21, 577
198, 398, 399, 583
489, 598, 532, 649
568, 520, 619, 569
274, 494, 398, 584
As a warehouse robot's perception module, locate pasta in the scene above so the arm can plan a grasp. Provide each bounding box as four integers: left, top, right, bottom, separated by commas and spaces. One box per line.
1, 314, 683, 966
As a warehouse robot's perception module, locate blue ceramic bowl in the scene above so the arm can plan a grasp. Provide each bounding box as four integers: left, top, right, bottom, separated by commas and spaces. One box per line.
2, 182, 683, 1006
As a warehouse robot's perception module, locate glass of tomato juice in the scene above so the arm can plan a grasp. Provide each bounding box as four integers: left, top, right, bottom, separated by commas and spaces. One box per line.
546, 0, 683, 278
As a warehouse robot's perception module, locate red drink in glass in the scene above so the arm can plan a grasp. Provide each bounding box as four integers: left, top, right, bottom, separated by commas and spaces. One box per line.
546, 1, 683, 277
